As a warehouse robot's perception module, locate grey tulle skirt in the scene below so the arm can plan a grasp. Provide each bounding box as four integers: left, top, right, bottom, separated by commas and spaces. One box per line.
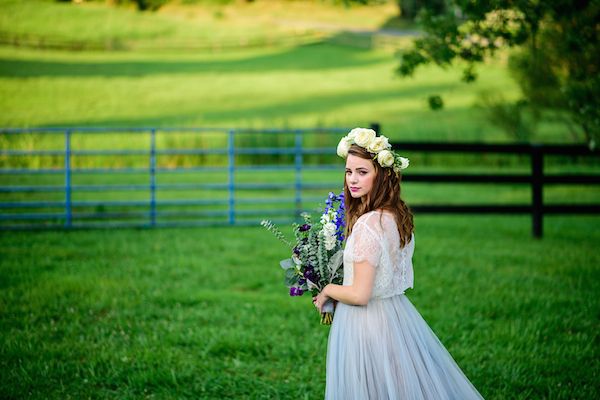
325, 294, 484, 400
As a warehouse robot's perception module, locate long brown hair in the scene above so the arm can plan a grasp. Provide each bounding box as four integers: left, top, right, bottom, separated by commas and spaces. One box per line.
344, 144, 414, 248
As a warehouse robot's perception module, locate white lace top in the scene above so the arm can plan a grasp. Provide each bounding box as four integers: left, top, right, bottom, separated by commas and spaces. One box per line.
343, 210, 415, 299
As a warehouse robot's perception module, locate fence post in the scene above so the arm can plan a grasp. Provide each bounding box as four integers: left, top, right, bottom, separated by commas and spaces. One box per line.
149, 128, 157, 227
294, 130, 303, 217
64, 128, 72, 228
370, 122, 381, 134
531, 144, 544, 238
228, 129, 235, 225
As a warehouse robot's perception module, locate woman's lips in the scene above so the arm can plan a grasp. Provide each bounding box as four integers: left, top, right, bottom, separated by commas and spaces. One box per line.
350, 187, 360, 192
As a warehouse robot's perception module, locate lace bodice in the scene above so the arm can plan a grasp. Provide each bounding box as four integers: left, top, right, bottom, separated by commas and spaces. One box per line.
343, 210, 415, 299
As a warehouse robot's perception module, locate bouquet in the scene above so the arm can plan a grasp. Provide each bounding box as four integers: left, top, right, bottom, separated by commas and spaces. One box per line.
261, 191, 346, 325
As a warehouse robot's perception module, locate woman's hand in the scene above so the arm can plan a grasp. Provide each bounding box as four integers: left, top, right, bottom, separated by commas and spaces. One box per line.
311, 261, 375, 308
313, 285, 331, 312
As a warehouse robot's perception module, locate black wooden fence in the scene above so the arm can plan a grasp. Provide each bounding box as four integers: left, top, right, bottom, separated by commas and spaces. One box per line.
396, 141, 600, 238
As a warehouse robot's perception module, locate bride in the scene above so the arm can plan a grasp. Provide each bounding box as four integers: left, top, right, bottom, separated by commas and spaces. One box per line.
313, 128, 484, 399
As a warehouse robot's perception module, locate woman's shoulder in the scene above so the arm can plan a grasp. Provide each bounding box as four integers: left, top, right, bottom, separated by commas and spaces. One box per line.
355, 209, 394, 233
356, 209, 380, 224
357, 209, 395, 222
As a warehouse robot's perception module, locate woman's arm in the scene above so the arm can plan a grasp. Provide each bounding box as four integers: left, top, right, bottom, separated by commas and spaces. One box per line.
313, 260, 375, 311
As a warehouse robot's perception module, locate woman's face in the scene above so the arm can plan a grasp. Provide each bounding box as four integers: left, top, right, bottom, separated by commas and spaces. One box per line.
345, 154, 376, 199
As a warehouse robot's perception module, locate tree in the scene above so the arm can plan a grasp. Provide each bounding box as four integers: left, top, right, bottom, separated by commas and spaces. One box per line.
397, 0, 599, 147
398, 0, 446, 20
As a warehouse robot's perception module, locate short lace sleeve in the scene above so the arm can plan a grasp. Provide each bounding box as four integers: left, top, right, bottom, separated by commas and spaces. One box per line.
351, 217, 382, 268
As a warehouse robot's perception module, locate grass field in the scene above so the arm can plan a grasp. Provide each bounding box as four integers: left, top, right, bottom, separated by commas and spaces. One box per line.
0, 0, 583, 144
1, 214, 599, 399
0, 43, 520, 139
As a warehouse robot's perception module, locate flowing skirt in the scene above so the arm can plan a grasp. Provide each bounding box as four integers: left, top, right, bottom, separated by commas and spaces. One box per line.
325, 294, 484, 400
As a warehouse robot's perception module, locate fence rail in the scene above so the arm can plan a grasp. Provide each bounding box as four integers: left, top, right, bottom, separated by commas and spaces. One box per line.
1, 126, 599, 237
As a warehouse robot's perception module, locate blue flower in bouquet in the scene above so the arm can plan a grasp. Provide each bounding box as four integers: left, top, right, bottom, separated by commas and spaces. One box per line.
320, 191, 346, 250
334, 193, 346, 241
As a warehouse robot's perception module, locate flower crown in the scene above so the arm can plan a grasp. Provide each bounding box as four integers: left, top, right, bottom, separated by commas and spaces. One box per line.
336, 127, 409, 173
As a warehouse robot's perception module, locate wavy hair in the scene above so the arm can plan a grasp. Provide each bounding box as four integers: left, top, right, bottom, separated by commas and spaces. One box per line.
344, 144, 414, 248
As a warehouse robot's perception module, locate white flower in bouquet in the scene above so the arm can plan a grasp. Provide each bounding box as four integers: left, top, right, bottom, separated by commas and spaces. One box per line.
322, 222, 337, 251
324, 237, 336, 251
323, 221, 336, 235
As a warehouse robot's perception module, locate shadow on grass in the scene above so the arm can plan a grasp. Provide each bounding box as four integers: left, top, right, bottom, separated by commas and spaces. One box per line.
0, 43, 384, 78
35, 82, 460, 128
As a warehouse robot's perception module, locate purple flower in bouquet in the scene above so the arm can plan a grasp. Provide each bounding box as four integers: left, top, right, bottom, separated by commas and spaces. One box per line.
299, 224, 311, 232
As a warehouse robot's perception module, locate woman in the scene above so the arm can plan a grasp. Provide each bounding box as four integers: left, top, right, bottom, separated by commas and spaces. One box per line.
313, 128, 484, 399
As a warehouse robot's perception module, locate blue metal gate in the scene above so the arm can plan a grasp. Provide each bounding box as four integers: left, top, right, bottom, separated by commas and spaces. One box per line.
0, 127, 349, 229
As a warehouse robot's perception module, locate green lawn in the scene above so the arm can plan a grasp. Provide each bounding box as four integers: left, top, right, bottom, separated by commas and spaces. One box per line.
1, 214, 598, 399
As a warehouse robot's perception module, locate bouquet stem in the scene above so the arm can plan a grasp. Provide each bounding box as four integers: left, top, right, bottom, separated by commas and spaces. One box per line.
320, 300, 335, 325
320, 312, 334, 325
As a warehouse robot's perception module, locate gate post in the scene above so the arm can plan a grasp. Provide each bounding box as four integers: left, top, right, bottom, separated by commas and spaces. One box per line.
149, 128, 157, 227
531, 144, 544, 238
294, 130, 303, 218
64, 129, 72, 228
228, 129, 235, 225
370, 122, 381, 134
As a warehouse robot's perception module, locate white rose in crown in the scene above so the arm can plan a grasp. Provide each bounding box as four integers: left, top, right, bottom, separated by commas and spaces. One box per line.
336, 136, 351, 158
353, 128, 377, 148
367, 136, 390, 153
398, 156, 410, 170
347, 128, 362, 141
377, 150, 395, 168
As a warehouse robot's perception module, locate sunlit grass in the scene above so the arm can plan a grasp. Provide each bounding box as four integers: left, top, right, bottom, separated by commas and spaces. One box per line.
1, 214, 598, 399
0, 42, 522, 143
